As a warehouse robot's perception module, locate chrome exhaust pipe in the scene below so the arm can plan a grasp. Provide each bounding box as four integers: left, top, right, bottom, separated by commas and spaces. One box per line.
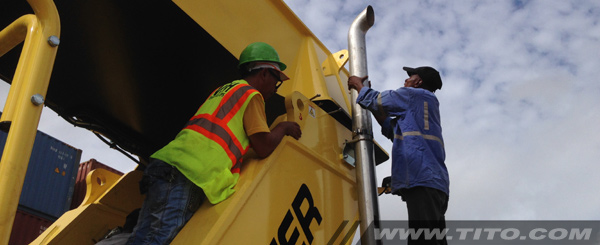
348, 5, 379, 245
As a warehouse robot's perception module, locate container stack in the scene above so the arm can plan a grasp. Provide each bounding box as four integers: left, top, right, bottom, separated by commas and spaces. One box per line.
7, 210, 54, 245
0, 121, 82, 244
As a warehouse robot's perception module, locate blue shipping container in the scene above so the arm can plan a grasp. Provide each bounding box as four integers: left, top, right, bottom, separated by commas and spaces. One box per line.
0, 112, 82, 219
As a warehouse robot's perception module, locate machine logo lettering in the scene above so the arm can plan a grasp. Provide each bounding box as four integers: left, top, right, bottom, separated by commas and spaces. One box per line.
271, 184, 322, 245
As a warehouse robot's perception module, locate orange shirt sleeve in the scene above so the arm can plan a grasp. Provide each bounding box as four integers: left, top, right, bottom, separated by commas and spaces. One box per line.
243, 95, 270, 136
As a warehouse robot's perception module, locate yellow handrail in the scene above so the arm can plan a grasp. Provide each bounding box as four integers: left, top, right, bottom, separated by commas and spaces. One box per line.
0, 0, 60, 243
0, 14, 37, 125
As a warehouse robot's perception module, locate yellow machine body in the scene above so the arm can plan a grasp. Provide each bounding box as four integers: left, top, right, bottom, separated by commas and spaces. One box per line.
1, 0, 388, 244
33, 93, 363, 244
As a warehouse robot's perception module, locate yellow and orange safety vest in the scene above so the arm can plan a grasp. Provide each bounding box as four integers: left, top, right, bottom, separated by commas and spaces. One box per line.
151, 80, 262, 204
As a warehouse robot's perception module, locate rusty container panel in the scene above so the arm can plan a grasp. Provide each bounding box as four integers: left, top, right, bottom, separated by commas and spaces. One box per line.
70, 158, 123, 209
9, 209, 55, 245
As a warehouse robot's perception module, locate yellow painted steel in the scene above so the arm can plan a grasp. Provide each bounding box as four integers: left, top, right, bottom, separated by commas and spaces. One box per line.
32, 169, 144, 244
172, 0, 353, 112
170, 92, 360, 244
0, 15, 37, 127
25, 0, 386, 243
0, 0, 60, 243
33, 92, 361, 244
322, 49, 353, 113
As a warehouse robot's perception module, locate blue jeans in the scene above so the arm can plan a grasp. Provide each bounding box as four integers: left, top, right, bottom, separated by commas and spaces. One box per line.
127, 159, 205, 245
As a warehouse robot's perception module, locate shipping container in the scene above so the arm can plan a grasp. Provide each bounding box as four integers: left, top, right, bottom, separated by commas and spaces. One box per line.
9, 209, 55, 245
70, 158, 123, 209
0, 112, 83, 219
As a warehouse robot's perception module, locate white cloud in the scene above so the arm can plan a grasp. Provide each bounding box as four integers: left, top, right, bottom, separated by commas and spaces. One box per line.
2, 0, 598, 225
284, 0, 600, 221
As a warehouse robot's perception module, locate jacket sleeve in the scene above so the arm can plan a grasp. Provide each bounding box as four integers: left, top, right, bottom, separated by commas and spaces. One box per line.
356, 87, 411, 118
380, 117, 394, 141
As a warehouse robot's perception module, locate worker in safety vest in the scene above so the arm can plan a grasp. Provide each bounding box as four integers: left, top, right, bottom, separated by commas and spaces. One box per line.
348, 66, 449, 245
127, 42, 302, 245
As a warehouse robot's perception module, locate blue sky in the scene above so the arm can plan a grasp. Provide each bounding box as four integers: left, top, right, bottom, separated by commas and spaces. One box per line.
2, 0, 599, 222
282, 0, 600, 220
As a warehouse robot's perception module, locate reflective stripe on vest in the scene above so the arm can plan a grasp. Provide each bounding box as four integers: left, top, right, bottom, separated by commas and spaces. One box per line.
184, 83, 258, 173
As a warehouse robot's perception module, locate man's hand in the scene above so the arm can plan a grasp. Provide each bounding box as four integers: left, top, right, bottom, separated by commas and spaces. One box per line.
348, 76, 369, 91
249, 121, 302, 158
278, 121, 302, 140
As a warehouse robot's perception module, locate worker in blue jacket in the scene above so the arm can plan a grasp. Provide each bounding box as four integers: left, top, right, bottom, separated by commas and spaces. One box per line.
348, 66, 449, 245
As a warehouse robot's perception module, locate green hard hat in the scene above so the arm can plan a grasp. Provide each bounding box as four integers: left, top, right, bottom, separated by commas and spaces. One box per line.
238, 42, 287, 71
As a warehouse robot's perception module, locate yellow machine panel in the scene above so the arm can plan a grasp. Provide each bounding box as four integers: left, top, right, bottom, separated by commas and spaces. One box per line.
32, 169, 144, 244
32, 92, 360, 244
172, 92, 359, 244
2, 0, 387, 244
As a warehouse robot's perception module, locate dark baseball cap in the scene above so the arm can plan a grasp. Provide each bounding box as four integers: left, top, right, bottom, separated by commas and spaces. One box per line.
403, 66, 443, 90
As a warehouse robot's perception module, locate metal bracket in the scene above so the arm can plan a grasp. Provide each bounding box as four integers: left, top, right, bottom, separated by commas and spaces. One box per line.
321, 50, 349, 76
341, 140, 356, 166
341, 135, 374, 167
352, 128, 373, 139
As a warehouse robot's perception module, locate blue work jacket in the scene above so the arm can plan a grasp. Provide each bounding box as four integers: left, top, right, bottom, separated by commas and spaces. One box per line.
357, 87, 449, 196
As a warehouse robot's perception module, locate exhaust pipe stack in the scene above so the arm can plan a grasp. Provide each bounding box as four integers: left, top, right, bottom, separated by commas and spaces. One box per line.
348, 6, 379, 244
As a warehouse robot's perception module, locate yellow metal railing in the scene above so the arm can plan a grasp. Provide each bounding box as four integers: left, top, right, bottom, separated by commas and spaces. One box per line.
0, 0, 60, 243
